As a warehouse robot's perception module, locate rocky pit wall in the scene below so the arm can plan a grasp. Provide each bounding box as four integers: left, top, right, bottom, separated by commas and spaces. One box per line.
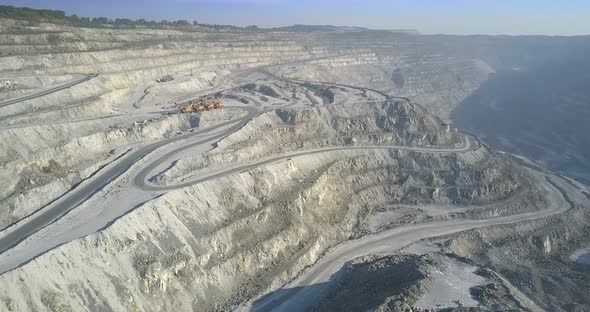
0, 146, 535, 312
0, 74, 80, 101
313, 254, 433, 312
439, 178, 590, 311
154, 100, 463, 185
2, 20, 588, 311
0, 24, 495, 124
0, 22, 505, 229
0, 109, 244, 230
0, 26, 370, 229
0, 97, 539, 312
282, 58, 493, 122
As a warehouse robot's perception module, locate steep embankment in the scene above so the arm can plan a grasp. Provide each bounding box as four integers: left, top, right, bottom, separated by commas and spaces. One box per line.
1, 19, 588, 312
153, 100, 463, 186
0, 87, 534, 311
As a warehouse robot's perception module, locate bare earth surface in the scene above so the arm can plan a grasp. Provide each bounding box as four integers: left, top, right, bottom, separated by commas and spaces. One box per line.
0, 18, 589, 312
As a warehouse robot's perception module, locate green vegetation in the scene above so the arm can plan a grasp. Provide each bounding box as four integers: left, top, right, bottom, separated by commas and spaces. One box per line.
0, 5, 246, 31
0, 6, 65, 22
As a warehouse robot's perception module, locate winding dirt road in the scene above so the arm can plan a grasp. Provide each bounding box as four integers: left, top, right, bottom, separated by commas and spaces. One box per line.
247, 174, 574, 312
0, 74, 98, 108
0, 68, 580, 312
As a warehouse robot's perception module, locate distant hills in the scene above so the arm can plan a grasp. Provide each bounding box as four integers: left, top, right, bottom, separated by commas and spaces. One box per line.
0, 5, 418, 34
267, 24, 418, 34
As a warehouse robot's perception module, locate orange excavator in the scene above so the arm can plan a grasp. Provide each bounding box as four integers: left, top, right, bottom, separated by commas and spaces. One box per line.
178, 95, 224, 113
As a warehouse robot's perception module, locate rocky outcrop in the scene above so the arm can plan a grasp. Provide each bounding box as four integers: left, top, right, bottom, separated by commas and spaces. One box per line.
154, 100, 463, 185
441, 183, 590, 311
1, 18, 587, 312
314, 254, 432, 312
0, 109, 243, 229
0, 88, 532, 311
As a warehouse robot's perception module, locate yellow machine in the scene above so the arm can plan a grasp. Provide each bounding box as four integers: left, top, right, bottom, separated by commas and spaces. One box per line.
178, 95, 224, 113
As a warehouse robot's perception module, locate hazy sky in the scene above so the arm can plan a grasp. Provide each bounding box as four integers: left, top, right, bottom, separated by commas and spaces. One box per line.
1, 0, 589, 35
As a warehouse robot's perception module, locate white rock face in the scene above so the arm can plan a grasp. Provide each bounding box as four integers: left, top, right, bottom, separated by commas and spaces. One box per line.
154, 101, 463, 186
0, 67, 528, 311
284, 59, 492, 122
0, 140, 526, 311
0, 18, 560, 312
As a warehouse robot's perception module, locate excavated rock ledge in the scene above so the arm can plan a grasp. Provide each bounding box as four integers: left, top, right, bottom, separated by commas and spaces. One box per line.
1, 18, 588, 312
153, 100, 463, 186
0, 89, 537, 311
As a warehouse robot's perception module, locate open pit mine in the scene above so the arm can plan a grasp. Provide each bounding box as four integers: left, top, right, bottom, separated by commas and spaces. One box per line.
0, 14, 589, 312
